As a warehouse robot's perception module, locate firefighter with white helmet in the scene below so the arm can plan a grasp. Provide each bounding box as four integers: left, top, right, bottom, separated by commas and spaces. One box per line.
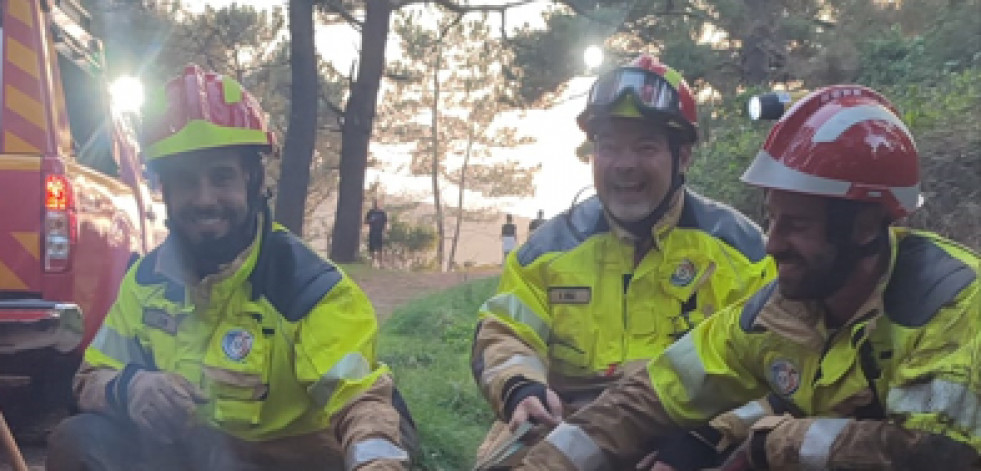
515, 85, 981, 470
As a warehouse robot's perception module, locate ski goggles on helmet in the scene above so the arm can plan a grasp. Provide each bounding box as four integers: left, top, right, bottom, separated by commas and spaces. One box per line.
587, 67, 682, 116
579, 66, 695, 142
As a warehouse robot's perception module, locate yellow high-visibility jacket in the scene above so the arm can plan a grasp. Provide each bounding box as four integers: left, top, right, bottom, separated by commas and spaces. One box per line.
520, 228, 981, 471
472, 190, 775, 418
76, 222, 412, 469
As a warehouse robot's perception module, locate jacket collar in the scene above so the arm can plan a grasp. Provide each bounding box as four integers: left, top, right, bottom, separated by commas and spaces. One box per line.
154, 213, 265, 292
757, 228, 900, 348
604, 188, 686, 248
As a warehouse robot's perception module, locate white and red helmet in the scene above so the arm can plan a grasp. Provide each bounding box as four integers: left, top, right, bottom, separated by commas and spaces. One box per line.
741, 85, 921, 220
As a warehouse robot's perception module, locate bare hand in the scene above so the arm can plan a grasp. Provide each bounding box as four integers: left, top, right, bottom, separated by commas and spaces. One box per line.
508, 388, 563, 432
635, 452, 679, 471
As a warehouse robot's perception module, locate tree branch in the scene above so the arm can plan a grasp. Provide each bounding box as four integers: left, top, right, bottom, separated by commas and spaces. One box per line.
323, 98, 345, 116
551, 0, 622, 29
320, 0, 364, 30
396, 0, 537, 13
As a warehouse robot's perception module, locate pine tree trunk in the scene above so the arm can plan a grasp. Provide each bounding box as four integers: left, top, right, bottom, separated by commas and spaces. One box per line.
330, 0, 392, 262
276, 0, 318, 235
447, 124, 474, 270
431, 43, 445, 271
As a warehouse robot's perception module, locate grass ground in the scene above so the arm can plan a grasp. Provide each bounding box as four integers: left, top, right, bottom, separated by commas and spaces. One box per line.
379, 276, 500, 471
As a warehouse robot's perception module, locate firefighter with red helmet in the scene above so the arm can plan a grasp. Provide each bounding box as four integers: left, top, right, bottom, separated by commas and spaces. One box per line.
46, 65, 416, 470
514, 85, 981, 470
470, 54, 775, 468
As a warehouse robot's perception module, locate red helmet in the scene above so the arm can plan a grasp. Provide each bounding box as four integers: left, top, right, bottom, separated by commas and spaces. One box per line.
143, 64, 276, 163
741, 85, 921, 220
577, 54, 698, 143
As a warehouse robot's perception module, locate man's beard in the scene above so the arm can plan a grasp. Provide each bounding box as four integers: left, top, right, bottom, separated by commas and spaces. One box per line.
774, 246, 851, 300
171, 207, 257, 276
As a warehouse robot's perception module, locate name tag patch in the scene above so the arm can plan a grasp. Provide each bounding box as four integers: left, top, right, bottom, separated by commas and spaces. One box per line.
142, 308, 180, 335
548, 287, 592, 305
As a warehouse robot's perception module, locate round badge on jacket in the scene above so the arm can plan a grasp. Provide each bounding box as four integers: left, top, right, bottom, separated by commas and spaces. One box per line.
769, 359, 801, 396
222, 329, 254, 361
670, 259, 697, 286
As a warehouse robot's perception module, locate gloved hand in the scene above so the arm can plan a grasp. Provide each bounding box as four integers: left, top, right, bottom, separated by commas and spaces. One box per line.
125, 370, 207, 443
719, 417, 779, 471
501, 377, 563, 432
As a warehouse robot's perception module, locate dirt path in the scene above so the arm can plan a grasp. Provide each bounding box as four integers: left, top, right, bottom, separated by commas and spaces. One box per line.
4, 267, 498, 470
347, 267, 499, 321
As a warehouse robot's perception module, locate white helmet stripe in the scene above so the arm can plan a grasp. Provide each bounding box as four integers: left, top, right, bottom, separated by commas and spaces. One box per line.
741, 150, 922, 212
891, 185, 924, 213
741, 149, 851, 196
812, 104, 912, 143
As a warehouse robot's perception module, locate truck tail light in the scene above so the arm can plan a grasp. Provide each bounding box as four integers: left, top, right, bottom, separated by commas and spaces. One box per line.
44, 174, 76, 272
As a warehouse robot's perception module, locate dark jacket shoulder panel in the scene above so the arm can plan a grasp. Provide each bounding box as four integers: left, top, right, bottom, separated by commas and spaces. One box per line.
249, 230, 343, 322
738, 281, 777, 332
517, 196, 610, 267
679, 190, 767, 263
133, 247, 184, 304
883, 235, 976, 328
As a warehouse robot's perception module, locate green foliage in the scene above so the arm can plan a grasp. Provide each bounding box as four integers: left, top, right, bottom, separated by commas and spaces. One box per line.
509, 7, 618, 105
382, 215, 439, 270
856, 27, 929, 86
685, 87, 770, 220
379, 277, 500, 470
883, 68, 981, 250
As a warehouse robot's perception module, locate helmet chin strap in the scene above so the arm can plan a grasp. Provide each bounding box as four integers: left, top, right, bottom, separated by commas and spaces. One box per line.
606, 136, 684, 239
814, 200, 888, 298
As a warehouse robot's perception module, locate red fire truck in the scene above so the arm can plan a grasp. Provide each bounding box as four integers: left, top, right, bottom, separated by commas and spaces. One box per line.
0, 0, 161, 434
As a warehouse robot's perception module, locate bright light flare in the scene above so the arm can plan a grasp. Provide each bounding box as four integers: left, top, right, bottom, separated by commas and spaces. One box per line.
109, 76, 144, 115
584, 45, 604, 70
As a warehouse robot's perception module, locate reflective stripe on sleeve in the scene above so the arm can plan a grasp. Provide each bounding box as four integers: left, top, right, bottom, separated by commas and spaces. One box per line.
799, 418, 849, 471
345, 437, 409, 471
309, 352, 371, 408
660, 333, 720, 416
731, 400, 766, 426
481, 293, 551, 342
480, 353, 547, 387
545, 422, 608, 471
88, 325, 151, 366
887, 379, 981, 435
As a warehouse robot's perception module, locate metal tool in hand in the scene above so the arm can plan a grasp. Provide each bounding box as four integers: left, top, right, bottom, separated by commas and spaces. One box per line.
472, 421, 535, 471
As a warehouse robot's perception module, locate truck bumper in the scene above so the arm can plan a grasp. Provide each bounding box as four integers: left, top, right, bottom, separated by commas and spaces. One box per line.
0, 300, 84, 354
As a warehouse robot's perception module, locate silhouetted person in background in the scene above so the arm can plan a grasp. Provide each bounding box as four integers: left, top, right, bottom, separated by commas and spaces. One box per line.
365, 199, 388, 268
529, 209, 545, 233
501, 214, 518, 264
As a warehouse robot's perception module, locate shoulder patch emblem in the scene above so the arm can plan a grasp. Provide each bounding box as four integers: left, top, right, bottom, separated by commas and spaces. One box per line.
768, 358, 801, 396
670, 259, 697, 286
221, 329, 254, 361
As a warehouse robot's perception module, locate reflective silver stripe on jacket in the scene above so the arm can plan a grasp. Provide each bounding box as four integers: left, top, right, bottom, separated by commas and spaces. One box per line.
887, 379, 981, 435
89, 325, 151, 366
309, 352, 371, 408
660, 334, 729, 417
480, 354, 547, 387
545, 422, 608, 471
481, 293, 552, 342
799, 418, 849, 471
345, 438, 408, 471
730, 400, 766, 426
